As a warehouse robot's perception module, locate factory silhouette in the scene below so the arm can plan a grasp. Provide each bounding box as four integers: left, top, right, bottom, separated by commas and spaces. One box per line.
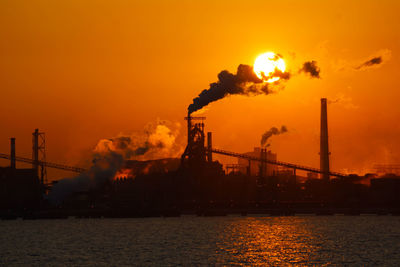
1, 98, 400, 219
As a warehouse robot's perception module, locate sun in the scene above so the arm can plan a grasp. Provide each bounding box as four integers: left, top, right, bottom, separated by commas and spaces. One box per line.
253, 52, 286, 83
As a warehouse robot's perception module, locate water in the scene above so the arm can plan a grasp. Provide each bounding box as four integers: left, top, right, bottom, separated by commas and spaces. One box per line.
1, 216, 400, 266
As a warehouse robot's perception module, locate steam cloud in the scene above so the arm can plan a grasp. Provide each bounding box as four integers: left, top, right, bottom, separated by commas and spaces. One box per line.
300, 61, 320, 78
94, 123, 180, 160
49, 121, 181, 203
188, 64, 290, 114
261, 126, 288, 147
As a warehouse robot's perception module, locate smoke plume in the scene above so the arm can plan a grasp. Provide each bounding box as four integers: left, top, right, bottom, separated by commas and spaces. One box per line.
261, 125, 288, 147
300, 61, 320, 78
48, 121, 181, 203
94, 122, 181, 160
328, 92, 359, 109
357, 57, 382, 68
188, 64, 290, 114
355, 49, 391, 70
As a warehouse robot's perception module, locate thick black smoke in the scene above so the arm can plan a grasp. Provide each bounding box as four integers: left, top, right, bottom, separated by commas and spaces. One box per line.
356, 56, 382, 70
261, 125, 288, 147
188, 64, 289, 114
300, 61, 320, 78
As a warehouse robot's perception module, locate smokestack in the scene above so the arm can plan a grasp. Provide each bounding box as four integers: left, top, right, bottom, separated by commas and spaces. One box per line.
187, 111, 192, 148
207, 132, 212, 163
10, 138, 16, 169
320, 98, 330, 180
33, 129, 39, 177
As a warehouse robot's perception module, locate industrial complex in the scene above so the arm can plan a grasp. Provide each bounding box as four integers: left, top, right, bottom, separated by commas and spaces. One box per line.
1, 98, 400, 219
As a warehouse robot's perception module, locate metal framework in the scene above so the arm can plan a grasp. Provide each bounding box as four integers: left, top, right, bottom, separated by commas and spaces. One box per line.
0, 153, 87, 173
32, 129, 47, 184
181, 115, 207, 166
211, 148, 347, 178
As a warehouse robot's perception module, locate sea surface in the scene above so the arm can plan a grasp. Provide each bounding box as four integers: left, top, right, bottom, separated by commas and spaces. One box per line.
1, 216, 400, 266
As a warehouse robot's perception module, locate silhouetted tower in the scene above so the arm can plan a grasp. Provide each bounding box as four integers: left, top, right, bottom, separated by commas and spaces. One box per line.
32, 129, 47, 185
181, 111, 206, 167
187, 111, 192, 149
10, 138, 16, 169
320, 98, 330, 181
207, 132, 212, 163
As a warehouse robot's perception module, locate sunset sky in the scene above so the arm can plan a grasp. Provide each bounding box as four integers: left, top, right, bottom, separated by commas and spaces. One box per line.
1, 0, 399, 180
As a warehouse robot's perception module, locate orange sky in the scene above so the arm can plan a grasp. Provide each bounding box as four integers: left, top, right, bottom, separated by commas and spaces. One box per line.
0, 0, 399, 180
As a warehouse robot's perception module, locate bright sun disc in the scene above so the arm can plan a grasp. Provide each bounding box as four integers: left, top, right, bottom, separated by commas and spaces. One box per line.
254, 52, 286, 83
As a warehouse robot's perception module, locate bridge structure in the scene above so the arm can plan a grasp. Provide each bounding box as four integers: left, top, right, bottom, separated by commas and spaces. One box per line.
0, 147, 347, 178
0, 153, 87, 174
210, 148, 347, 178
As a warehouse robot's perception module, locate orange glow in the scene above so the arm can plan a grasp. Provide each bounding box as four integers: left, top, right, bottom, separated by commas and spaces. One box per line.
0, 1, 399, 180
253, 52, 286, 82
113, 169, 133, 181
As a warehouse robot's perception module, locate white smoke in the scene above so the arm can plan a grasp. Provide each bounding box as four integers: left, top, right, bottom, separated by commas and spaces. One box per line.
48, 120, 182, 204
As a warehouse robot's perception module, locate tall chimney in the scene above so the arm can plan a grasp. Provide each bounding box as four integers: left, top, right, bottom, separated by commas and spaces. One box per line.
207, 132, 212, 163
10, 138, 16, 169
187, 111, 192, 148
320, 98, 330, 181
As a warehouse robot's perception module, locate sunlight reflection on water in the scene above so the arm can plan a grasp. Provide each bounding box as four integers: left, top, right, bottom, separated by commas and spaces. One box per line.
1, 216, 400, 266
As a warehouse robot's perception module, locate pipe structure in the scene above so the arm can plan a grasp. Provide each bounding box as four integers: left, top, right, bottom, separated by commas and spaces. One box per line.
187, 111, 192, 149
10, 138, 16, 169
320, 98, 330, 181
212, 147, 346, 178
33, 128, 39, 177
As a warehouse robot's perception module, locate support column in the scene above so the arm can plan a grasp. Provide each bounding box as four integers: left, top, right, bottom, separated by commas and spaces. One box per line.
10, 138, 16, 169
33, 129, 39, 178
207, 132, 212, 163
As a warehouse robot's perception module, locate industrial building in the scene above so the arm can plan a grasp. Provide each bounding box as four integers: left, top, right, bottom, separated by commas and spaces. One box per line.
237, 147, 277, 176
0, 136, 42, 212
0, 167, 41, 211
2, 99, 400, 218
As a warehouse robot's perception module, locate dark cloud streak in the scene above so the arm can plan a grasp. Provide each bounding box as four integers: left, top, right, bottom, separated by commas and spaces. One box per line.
356, 56, 383, 70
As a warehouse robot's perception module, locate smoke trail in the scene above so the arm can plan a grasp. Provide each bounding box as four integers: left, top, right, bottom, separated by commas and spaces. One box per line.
328, 93, 359, 109
261, 125, 288, 147
355, 49, 391, 70
48, 121, 182, 204
355, 56, 383, 70
188, 64, 290, 114
300, 61, 320, 78
359, 57, 382, 68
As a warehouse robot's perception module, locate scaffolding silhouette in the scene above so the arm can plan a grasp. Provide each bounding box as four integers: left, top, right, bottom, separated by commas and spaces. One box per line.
32, 129, 47, 185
